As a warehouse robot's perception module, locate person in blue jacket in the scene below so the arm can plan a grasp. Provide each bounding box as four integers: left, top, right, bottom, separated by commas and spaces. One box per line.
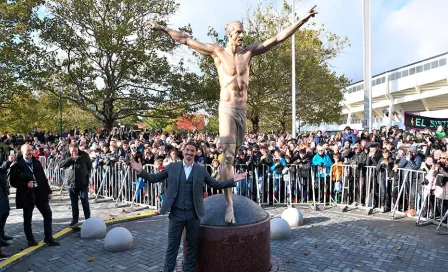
270, 149, 287, 202
312, 144, 333, 202
342, 126, 357, 146
313, 130, 323, 145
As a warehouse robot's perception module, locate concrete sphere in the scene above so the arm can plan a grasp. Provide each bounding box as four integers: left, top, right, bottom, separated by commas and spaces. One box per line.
270, 218, 291, 240
104, 227, 134, 252
281, 207, 304, 228
81, 217, 107, 239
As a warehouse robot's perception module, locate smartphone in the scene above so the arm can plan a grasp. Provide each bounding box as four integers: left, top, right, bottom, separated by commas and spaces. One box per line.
10, 150, 15, 155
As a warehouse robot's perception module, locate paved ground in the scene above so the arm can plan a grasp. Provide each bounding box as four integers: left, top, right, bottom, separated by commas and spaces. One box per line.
6, 201, 448, 272
1, 187, 148, 258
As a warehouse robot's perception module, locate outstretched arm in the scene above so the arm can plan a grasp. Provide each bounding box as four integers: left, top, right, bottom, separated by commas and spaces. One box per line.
148, 22, 219, 56
247, 5, 318, 56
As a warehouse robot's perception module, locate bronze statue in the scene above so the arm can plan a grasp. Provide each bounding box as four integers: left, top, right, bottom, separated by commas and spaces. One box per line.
149, 5, 318, 223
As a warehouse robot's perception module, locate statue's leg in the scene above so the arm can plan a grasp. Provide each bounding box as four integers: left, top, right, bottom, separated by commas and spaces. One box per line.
219, 143, 236, 224
218, 104, 239, 224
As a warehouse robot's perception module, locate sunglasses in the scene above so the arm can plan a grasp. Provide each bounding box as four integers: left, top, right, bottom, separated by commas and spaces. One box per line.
441, 157, 447, 159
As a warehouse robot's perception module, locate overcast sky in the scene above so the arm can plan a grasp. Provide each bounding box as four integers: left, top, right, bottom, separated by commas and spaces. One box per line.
167, 0, 448, 82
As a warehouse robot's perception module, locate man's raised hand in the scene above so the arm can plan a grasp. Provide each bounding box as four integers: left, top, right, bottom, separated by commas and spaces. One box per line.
147, 21, 163, 31
130, 157, 143, 174
233, 172, 247, 183
306, 5, 318, 18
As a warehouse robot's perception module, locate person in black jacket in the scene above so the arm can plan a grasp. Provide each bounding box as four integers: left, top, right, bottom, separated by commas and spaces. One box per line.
59, 143, 92, 227
9, 144, 59, 247
0, 154, 14, 257
253, 146, 273, 204
342, 143, 367, 204
376, 149, 394, 212
290, 149, 311, 202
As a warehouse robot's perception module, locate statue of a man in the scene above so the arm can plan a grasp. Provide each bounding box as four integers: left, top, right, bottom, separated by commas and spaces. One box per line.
149, 5, 317, 223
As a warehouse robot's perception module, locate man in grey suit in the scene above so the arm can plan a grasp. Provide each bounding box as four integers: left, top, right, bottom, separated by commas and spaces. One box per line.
130, 142, 246, 272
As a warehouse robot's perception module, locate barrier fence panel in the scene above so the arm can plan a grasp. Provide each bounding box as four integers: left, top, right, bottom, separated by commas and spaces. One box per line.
436, 181, 448, 233
391, 168, 426, 219
416, 173, 448, 232
39, 158, 448, 233
331, 164, 356, 211
38, 156, 47, 168
255, 165, 269, 206
310, 165, 332, 209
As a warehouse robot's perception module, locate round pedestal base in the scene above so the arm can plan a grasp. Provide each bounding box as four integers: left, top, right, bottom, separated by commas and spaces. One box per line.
182, 194, 271, 272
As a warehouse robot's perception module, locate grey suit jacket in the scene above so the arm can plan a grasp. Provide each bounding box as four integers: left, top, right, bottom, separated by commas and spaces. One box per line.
137, 161, 235, 218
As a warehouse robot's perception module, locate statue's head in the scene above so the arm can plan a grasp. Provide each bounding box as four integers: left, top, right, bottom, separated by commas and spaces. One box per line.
225, 21, 244, 46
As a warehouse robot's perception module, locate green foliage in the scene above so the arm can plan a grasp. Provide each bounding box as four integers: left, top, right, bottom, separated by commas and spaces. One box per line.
0, 92, 101, 133
196, 2, 350, 133
205, 115, 219, 134
34, 0, 210, 132
0, 0, 44, 110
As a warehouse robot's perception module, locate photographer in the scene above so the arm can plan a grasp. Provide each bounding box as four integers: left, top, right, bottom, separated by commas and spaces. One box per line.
140, 147, 153, 165
118, 140, 131, 164
59, 143, 92, 227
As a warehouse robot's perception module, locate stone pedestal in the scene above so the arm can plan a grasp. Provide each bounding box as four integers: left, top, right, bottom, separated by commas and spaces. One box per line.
182, 194, 270, 272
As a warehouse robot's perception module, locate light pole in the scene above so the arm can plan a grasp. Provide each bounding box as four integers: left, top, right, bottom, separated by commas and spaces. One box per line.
363, 0, 372, 132
57, 85, 63, 137
291, 0, 297, 138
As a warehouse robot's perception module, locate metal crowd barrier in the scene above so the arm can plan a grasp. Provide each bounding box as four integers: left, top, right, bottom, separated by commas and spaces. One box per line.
391, 168, 426, 219
38, 156, 47, 169
40, 158, 448, 232
415, 174, 448, 233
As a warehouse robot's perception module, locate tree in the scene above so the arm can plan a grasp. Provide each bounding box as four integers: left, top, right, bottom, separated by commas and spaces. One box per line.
196, 1, 350, 133
141, 105, 187, 132
35, 0, 211, 132
176, 114, 204, 132
0, 0, 44, 110
0, 92, 101, 134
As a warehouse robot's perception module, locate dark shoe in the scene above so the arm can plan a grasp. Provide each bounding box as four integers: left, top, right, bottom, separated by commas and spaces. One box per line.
44, 239, 60, 246
0, 250, 7, 258
0, 239, 9, 247
1, 235, 13, 241
69, 219, 79, 227
28, 240, 38, 247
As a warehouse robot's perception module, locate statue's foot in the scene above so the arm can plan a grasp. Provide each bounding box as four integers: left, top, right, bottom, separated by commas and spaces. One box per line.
225, 205, 235, 224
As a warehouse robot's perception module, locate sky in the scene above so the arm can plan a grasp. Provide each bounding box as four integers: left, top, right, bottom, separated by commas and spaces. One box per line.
167, 0, 448, 82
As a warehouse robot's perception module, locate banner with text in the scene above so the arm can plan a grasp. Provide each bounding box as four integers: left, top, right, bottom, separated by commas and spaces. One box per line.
404, 112, 448, 129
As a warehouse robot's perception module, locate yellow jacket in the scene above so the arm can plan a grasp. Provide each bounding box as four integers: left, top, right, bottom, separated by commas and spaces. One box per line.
331, 162, 343, 181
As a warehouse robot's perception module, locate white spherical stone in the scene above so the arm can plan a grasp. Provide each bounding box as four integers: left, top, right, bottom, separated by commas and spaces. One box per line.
81, 217, 107, 239
104, 227, 134, 252
270, 218, 291, 240
281, 208, 304, 228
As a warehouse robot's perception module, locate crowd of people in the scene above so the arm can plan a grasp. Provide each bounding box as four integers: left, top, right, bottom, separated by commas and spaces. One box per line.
1, 124, 448, 256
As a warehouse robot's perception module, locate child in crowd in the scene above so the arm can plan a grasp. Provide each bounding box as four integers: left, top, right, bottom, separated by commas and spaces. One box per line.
331, 154, 343, 203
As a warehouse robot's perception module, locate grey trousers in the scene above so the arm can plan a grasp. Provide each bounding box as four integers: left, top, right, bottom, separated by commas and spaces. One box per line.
164, 207, 200, 272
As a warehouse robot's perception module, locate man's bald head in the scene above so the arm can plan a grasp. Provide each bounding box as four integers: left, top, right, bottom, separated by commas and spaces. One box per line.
225, 21, 244, 36
21, 144, 33, 160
